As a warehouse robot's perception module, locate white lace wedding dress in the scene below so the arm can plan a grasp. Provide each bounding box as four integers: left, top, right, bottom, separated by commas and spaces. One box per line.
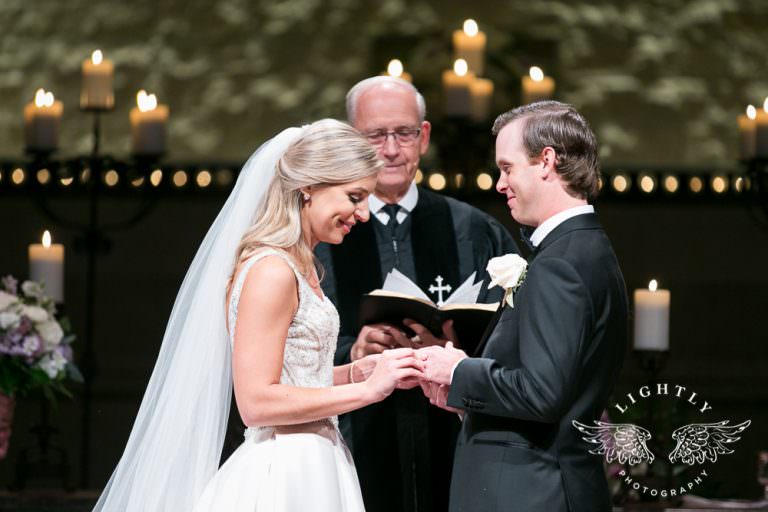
192, 249, 365, 511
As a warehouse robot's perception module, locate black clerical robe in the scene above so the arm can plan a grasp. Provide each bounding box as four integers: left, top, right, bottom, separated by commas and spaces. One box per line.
315, 187, 517, 512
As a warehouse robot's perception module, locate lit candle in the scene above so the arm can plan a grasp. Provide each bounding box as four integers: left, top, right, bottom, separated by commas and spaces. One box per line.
23, 89, 63, 152
755, 98, 768, 158
442, 59, 475, 117
81, 50, 114, 109
738, 105, 757, 160
470, 77, 494, 122
129, 90, 169, 155
633, 279, 670, 351
452, 19, 486, 76
521, 66, 555, 105
383, 59, 412, 83
28, 230, 64, 303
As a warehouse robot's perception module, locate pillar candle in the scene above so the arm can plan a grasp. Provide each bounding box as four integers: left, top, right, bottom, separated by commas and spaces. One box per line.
521, 66, 555, 105
452, 19, 486, 76
443, 59, 475, 117
633, 279, 670, 351
130, 90, 169, 155
81, 50, 114, 109
470, 77, 494, 122
23, 89, 63, 152
28, 230, 64, 303
755, 98, 768, 158
738, 105, 757, 160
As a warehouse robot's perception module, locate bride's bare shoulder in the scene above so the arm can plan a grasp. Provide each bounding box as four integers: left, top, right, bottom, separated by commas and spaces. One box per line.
237, 253, 298, 300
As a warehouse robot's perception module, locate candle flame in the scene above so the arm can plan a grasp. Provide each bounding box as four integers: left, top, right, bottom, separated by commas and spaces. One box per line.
648, 279, 658, 292
763, 97, 768, 114
42, 230, 51, 248
387, 59, 404, 78
453, 58, 468, 77
529, 66, 545, 82
92, 49, 103, 65
34, 88, 47, 107
463, 19, 479, 37
137, 89, 158, 112
747, 104, 757, 120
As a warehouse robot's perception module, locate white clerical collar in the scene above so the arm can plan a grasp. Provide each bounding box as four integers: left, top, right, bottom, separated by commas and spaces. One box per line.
530, 204, 595, 247
369, 180, 419, 225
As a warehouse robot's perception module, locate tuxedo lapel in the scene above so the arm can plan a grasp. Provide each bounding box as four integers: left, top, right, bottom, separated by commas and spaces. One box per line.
472, 215, 601, 356
472, 302, 505, 356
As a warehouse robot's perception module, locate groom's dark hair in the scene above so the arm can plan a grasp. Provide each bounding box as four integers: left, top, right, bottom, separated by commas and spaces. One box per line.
492, 101, 600, 201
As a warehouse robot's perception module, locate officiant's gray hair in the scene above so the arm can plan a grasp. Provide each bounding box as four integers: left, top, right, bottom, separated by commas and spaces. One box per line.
346, 76, 426, 124
229, 119, 381, 291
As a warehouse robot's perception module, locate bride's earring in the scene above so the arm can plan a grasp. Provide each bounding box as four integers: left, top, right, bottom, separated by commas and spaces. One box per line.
303, 193, 311, 202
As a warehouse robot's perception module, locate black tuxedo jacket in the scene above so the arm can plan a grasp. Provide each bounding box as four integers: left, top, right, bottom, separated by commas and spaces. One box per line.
447, 213, 628, 512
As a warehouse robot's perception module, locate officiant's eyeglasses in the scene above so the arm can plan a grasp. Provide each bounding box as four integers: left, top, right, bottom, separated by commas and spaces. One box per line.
363, 127, 422, 146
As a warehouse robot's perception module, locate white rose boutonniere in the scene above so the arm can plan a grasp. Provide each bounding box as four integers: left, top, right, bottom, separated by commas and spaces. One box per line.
486, 254, 528, 308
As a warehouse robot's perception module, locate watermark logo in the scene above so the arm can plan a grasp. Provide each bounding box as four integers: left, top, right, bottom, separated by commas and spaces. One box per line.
571, 383, 751, 499
572, 419, 750, 466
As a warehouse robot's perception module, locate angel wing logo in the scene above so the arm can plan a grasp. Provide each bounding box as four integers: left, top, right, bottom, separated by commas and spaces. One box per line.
668, 420, 751, 465
572, 420, 655, 465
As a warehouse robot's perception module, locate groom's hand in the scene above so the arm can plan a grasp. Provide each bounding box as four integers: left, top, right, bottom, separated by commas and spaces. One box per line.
417, 342, 467, 386
420, 380, 462, 416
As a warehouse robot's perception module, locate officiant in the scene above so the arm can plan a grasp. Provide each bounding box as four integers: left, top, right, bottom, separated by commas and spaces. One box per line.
315, 77, 517, 512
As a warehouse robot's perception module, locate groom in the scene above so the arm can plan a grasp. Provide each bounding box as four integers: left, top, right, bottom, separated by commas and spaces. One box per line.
420, 101, 628, 512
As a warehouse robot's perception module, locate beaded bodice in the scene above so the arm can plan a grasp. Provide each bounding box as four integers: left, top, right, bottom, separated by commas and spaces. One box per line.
228, 249, 340, 429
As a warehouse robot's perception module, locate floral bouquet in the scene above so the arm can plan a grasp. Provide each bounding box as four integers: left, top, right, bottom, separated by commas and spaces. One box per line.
0, 275, 82, 458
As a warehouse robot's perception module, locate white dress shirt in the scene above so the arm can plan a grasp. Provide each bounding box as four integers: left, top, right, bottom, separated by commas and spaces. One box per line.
529, 204, 595, 247
368, 180, 419, 225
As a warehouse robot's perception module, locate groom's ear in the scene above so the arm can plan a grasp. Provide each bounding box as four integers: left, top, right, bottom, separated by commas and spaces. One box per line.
538, 146, 557, 180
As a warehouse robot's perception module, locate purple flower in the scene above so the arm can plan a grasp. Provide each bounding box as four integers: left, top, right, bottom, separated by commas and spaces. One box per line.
17, 317, 32, 336
59, 344, 73, 362
1, 276, 18, 295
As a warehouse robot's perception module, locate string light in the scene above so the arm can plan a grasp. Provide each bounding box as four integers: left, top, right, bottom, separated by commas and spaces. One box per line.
663, 175, 679, 193
689, 176, 704, 194
104, 169, 119, 187
196, 170, 212, 188
611, 173, 630, 193
11, 168, 25, 185
37, 168, 51, 185
172, 170, 188, 188
428, 173, 447, 191
639, 173, 656, 193
150, 169, 163, 187
475, 172, 493, 190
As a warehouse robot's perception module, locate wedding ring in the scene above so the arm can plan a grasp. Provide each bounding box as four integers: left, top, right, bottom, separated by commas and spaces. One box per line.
410, 335, 422, 345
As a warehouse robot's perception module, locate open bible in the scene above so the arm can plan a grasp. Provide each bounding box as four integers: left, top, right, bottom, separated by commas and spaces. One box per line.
358, 269, 499, 354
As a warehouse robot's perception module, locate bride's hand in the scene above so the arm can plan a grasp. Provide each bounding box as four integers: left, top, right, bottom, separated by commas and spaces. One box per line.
352, 354, 380, 382
363, 348, 424, 402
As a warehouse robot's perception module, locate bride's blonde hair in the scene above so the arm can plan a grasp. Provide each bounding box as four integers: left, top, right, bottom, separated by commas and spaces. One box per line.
227, 119, 381, 294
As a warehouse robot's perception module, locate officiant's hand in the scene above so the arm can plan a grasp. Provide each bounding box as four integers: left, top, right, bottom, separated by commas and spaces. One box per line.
351, 324, 406, 361
401, 319, 459, 349
417, 342, 467, 386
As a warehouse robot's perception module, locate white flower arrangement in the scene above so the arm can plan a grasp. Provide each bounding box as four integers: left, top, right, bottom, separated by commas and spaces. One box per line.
0, 275, 81, 397
486, 254, 528, 308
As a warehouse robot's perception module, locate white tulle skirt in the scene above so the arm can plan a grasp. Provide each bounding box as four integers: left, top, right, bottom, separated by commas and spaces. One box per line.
193, 420, 365, 512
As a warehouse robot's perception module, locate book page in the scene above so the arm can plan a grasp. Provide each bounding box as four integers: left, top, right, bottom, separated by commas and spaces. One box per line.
442, 272, 482, 305
381, 269, 432, 303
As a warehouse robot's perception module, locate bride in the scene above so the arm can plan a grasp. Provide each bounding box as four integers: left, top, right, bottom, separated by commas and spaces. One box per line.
93, 119, 424, 511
